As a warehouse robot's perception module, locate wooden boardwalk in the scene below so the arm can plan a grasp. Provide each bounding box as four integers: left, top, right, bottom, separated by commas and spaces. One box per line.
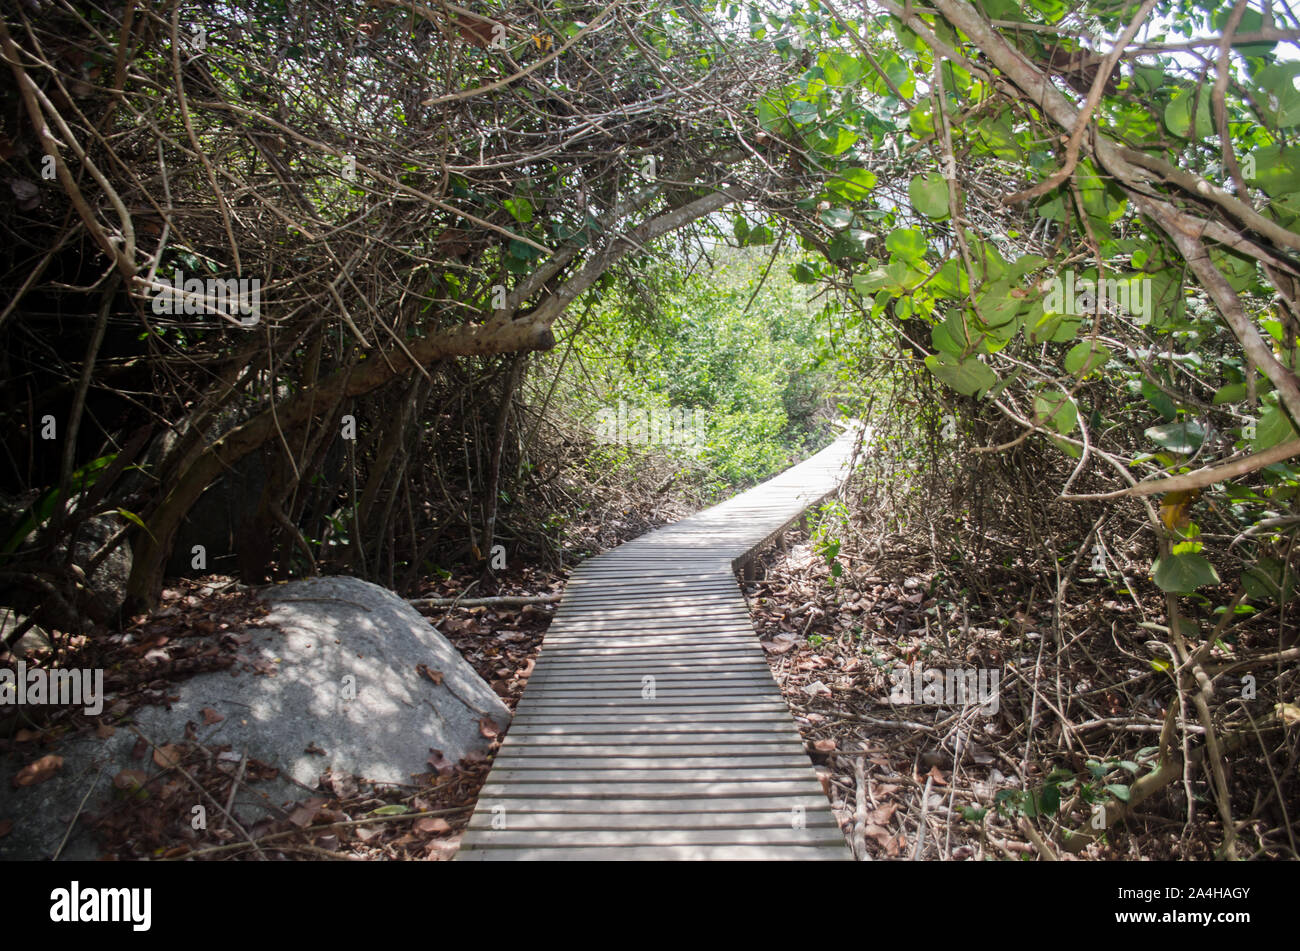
457, 427, 861, 860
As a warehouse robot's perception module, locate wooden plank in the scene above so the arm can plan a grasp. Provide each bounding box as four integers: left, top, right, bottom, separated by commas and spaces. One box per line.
456, 429, 860, 861
499, 743, 807, 757
478, 780, 825, 799
457, 829, 846, 848
457, 845, 850, 861
465, 811, 840, 831
502, 724, 802, 739
467, 795, 831, 813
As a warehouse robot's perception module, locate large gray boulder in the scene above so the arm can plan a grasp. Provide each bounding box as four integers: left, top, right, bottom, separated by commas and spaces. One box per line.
0, 575, 511, 859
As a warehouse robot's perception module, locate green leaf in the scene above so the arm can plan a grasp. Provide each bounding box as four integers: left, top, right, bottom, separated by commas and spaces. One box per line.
1211, 382, 1247, 405
827, 168, 877, 201
885, 227, 927, 262
1141, 380, 1178, 421
909, 172, 951, 219
788, 100, 819, 125
1254, 63, 1300, 128
116, 508, 156, 543
792, 261, 819, 284
1163, 85, 1214, 139
1034, 391, 1078, 435
502, 197, 533, 224
1104, 783, 1132, 803
924, 353, 997, 397
1153, 552, 1220, 594
1145, 420, 1205, 454
827, 228, 870, 260
1064, 340, 1110, 377
821, 208, 853, 230
1253, 405, 1298, 451
1242, 556, 1295, 602
369, 804, 411, 816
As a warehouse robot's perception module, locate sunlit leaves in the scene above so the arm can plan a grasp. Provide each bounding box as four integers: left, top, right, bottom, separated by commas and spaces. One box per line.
826, 168, 877, 201
1065, 340, 1110, 377
908, 172, 950, 219
1163, 84, 1215, 139
1033, 391, 1078, 435
885, 227, 927, 262
502, 197, 533, 223
1253, 63, 1300, 128
924, 352, 997, 397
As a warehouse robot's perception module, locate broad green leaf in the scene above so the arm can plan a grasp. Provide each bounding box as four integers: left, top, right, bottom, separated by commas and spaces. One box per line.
1254, 63, 1300, 128
821, 207, 853, 230
1141, 380, 1178, 421
909, 172, 951, 219
1145, 420, 1205, 454
1249, 146, 1300, 198
925, 353, 997, 397
827, 168, 877, 201
1211, 382, 1247, 405
1065, 340, 1110, 377
502, 197, 533, 223
1163, 85, 1214, 139
885, 227, 927, 262
827, 228, 870, 260
792, 261, 819, 284
1034, 391, 1078, 435
1153, 552, 1220, 593
1242, 556, 1295, 602
788, 100, 819, 125
1253, 405, 1298, 451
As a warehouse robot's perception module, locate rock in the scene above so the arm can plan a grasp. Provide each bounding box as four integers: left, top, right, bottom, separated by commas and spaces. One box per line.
0, 613, 51, 657
66, 515, 132, 621
0, 575, 511, 859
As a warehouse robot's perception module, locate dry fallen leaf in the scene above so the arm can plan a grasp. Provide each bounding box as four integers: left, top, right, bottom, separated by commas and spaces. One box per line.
113, 768, 148, 792
427, 749, 454, 775
417, 664, 444, 686
869, 802, 897, 824
865, 823, 894, 850
288, 799, 326, 828
152, 744, 183, 770
201, 707, 224, 725
479, 716, 500, 739
816, 769, 832, 796
95, 723, 115, 740
0, 819, 12, 838
13, 754, 63, 788
415, 816, 451, 834
813, 738, 837, 753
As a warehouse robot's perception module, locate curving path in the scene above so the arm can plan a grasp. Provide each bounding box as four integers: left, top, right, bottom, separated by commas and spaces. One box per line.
457, 426, 863, 860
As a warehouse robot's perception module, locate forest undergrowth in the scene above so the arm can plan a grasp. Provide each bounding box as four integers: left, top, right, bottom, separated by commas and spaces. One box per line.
748, 393, 1299, 860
